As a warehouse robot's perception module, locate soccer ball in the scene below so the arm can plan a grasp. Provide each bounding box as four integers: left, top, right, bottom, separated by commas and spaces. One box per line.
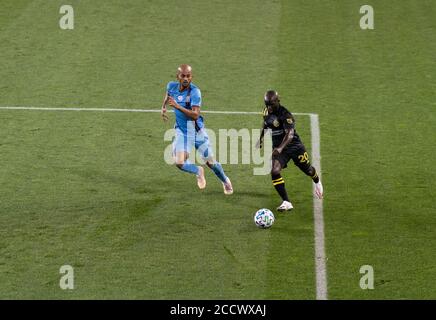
254, 208, 275, 228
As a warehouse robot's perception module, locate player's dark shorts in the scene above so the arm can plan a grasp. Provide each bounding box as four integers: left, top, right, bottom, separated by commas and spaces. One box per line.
273, 142, 311, 172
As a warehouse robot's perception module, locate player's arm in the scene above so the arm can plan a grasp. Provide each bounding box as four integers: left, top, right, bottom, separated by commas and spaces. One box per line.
255, 123, 267, 149
272, 113, 295, 156
161, 92, 169, 121
272, 128, 294, 156
167, 96, 200, 120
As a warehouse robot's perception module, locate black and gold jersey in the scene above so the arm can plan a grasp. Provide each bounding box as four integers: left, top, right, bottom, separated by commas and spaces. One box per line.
263, 105, 302, 148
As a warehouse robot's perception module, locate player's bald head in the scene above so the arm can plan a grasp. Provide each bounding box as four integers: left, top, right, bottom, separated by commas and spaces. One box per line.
177, 64, 192, 75
177, 64, 193, 88
264, 90, 280, 107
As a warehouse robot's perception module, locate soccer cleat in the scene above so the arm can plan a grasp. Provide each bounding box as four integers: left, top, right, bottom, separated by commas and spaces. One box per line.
277, 200, 293, 212
314, 181, 323, 199
222, 177, 233, 195
196, 166, 206, 189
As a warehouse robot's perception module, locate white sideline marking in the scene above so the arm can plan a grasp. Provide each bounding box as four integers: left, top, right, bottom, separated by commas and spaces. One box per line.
310, 114, 327, 300
0, 105, 327, 299
0, 106, 315, 116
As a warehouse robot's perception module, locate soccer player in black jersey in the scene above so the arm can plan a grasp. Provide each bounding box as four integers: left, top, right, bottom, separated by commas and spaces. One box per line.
256, 90, 323, 211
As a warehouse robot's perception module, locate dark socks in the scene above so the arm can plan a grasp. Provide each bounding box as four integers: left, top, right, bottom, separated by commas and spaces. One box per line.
271, 174, 289, 202
310, 168, 320, 183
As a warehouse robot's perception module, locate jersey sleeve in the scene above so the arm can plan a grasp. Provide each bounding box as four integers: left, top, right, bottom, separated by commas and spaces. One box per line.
262, 107, 268, 128
282, 111, 295, 130
166, 82, 173, 94
191, 88, 202, 107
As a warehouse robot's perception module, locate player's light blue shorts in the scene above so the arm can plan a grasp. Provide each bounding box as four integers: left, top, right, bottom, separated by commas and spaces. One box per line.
172, 128, 213, 160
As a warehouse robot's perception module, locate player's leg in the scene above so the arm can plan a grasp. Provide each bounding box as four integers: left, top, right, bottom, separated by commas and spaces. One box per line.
205, 158, 233, 195
173, 131, 206, 189
196, 130, 232, 194
292, 148, 323, 199
271, 156, 293, 211
174, 151, 196, 173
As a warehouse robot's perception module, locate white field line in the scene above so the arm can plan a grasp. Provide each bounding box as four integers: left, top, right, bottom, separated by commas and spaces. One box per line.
0, 105, 327, 300
310, 114, 327, 300
0, 106, 316, 116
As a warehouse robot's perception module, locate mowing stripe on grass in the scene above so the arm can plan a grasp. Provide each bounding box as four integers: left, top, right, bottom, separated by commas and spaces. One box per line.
0, 105, 327, 299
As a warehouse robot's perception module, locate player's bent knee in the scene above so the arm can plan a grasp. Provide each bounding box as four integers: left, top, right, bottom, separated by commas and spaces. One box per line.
271, 165, 281, 176
175, 157, 186, 169
174, 152, 188, 166
175, 162, 185, 170
205, 158, 215, 168
271, 161, 282, 176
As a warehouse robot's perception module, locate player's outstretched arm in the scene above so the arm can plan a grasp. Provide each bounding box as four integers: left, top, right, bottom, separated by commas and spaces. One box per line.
161, 93, 169, 122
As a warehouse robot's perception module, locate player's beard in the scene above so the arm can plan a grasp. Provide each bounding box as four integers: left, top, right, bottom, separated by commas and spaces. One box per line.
268, 106, 277, 114
270, 104, 279, 113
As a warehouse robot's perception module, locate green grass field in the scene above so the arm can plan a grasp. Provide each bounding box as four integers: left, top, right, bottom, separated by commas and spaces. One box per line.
0, 0, 435, 299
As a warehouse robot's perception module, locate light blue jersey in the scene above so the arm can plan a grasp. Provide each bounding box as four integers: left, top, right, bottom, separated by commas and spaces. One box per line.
164, 78, 229, 187
166, 81, 204, 134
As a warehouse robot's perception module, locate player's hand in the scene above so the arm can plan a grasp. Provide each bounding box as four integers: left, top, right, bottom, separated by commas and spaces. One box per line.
272, 147, 282, 156
167, 96, 179, 109
161, 107, 169, 122
255, 139, 263, 149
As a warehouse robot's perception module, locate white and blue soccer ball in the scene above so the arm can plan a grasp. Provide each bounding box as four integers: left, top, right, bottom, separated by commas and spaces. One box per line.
254, 208, 275, 228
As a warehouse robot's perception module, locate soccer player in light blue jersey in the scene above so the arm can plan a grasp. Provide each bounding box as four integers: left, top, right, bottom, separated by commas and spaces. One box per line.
161, 64, 233, 194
